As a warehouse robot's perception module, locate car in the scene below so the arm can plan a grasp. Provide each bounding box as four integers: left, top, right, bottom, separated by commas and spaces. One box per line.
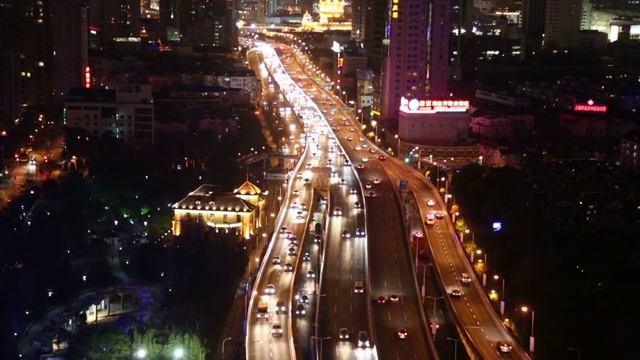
450, 289, 463, 298
365, 182, 372, 189
355, 228, 365, 237
373, 178, 381, 184
461, 273, 472, 284
331, 170, 338, 178
425, 215, 435, 226
302, 252, 311, 262
279, 226, 288, 233
346, 136, 353, 141
396, 328, 409, 339
357, 331, 370, 347
271, 323, 284, 337
275, 300, 287, 314
339, 178, 346, 185
369, 148, 376, 154
359, 137, 365, 142
344, 159, 351, 166
366, 191, 375, 197
342, 229, 351, 238
355, 145, 362, 151
435, 212, 444, 219
497, 341, 513, 353
327, 158, 333, 165
288, 237, 299, 246
272, 256, 282, 265
376, 296, 386, 304
362, 143, 368, 148
295, 303, 306, 316
361, 157, 369, 162
357, 164, 365, 169
354, 201, 362, 209
305, 163, 312, 169
333, 207, 342, 216
349, 127, 355, 132
296, 212, 304, 220
300, 203, 308, 211
296, 172, 303, 178
354, 281, 364, 293
427, 199, 436, 207
339, 328, 350, 340
313, 235, 322, 243
288, 247, 297, 256
290, 202, 298, 209
329, 147, 335, 153
378, 155, 387, 161
306, 270, 316, 278
284, 263, 293, 272
388, 294, 400, 303
265, 284, 276, 294
300, 294, 309, 304
349, 187, 358, 194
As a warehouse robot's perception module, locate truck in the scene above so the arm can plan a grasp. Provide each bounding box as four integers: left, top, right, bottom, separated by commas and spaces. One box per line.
256, 300, 269, 320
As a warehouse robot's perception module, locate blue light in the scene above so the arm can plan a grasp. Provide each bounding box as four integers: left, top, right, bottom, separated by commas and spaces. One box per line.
492, 222, 502, 232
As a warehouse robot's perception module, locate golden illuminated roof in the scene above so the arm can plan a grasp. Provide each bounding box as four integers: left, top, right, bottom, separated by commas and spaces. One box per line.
172, 184, 257, 213
235, 180, 263, 196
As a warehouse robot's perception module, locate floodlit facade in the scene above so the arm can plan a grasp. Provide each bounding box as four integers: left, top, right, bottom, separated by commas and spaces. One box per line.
171, 182, 267, 239
398, 97, 470, 145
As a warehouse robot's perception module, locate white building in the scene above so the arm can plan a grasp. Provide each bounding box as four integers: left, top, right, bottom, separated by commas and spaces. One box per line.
180, 68, 260, 106
64, 83, 154, 143
398, 97, 471, 145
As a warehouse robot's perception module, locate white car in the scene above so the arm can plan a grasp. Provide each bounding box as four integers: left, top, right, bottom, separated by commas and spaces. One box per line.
425, 215, 435, 226
373, 178, 381, 184
347, 136, 353, 141
271, 323, 284, 337
265, 284, 276, 294
361, 157, 368, 162
359, 137, 365, 142
355, 145, 362, 151
333, 207, 342, 216
461, 273, 472, 284
427, 199, 435, 207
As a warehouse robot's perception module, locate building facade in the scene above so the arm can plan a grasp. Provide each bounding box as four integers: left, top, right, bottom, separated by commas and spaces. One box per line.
64, 84, 154, 143
171, 181, 266, 240
52, 0, 89, 102
381, 0, 451, 120
398, 97, 471, 145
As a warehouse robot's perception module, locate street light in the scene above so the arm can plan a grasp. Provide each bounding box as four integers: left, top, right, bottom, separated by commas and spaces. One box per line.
519, 306, 536, 355
173, 348, 184, 359
135, 348, 147, 359
221, 337, 233, 359
426, 296, 444, 339
493, 274, 506, 318
417, 263, 433, 299
312, 336, 331, 360
446, 337, 462, 360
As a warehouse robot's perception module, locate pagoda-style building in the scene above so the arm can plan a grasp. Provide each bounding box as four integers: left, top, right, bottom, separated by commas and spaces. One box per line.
172, 181, 267, 239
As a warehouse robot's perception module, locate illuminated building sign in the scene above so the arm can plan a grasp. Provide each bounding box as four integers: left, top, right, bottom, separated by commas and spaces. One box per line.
84, 66, 91, 89
392, 0, 399, 18
399, 97, 469, 113
574, 99, 606, 113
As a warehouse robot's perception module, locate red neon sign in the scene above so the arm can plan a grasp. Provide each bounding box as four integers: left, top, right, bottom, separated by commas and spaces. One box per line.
400, 97, 469, 113
84, 66, 91, 88
574, 99, 606, 113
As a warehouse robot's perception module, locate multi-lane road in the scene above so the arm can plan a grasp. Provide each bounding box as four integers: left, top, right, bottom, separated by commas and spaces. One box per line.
246, 38, 528, 360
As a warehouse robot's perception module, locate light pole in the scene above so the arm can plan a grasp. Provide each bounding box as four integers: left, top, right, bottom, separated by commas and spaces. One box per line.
426, 296, 444, 340
312, 336, 331, 360
494, 275, 506, 318
446, 337, 462, 360
520, 306, 535, 355
417, 263, 433, 300
568, 347, 581, 360
221, 337, 233, 359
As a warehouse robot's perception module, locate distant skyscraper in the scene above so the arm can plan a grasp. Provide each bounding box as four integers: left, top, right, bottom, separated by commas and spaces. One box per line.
52, 0, 89, 101
88, 0, 141, 44
178, 0, 235, 47
380, 0, 451, 120
520, 0, 546, 57
0, 0, 22, 124
544, 0, 582, 48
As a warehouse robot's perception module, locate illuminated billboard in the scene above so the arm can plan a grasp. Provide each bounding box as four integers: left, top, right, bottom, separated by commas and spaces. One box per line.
573, 99, 606, 113
399, 97, 469, 113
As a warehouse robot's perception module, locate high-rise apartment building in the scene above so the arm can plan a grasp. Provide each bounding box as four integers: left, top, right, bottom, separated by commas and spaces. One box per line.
88, 0, 141, 45
178, 0, 236, 47
52, 0, 89, 102
544, 0, 583, 48
0, 0, 22, 124
520, 0, 546, 57
380, 0, 451, 120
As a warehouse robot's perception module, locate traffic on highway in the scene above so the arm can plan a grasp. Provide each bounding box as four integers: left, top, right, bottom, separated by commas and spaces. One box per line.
245, 36, 528, 360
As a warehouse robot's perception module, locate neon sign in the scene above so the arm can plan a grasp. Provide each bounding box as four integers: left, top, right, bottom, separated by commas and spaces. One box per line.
574, 99, 606, 113
400, 97, 469, 113
392, 0, 399, 18
84, 66, 91, 89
